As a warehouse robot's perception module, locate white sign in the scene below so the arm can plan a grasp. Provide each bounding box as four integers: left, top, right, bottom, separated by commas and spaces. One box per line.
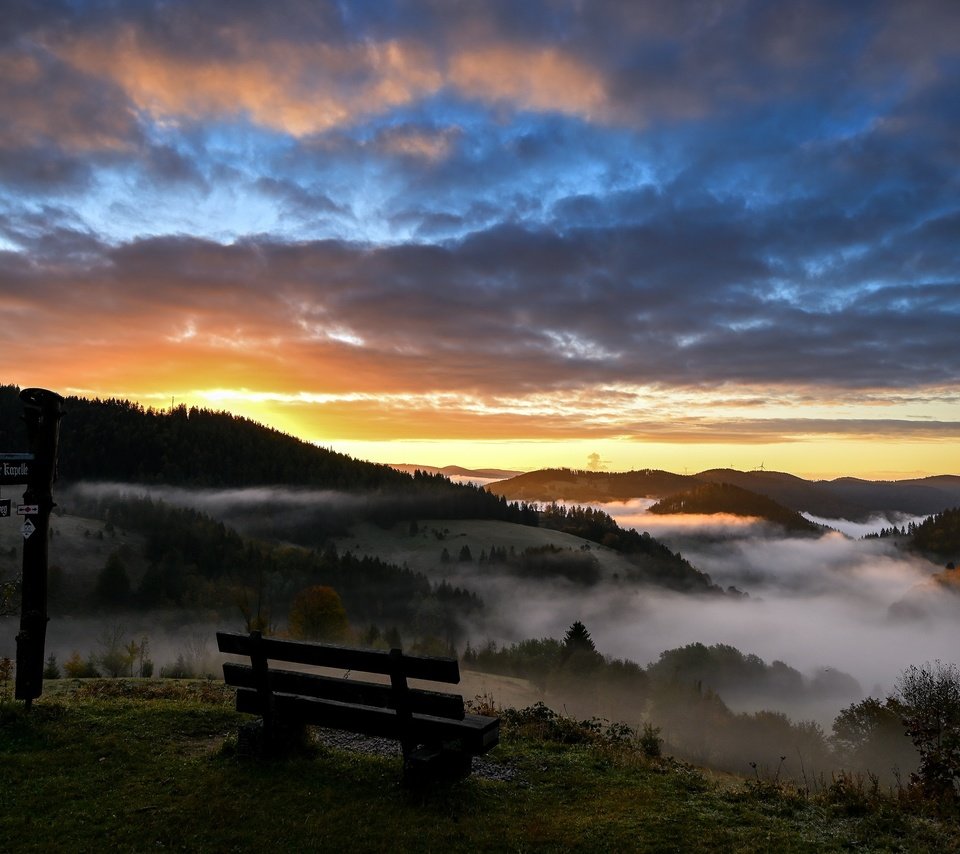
22, 518, 36, 539
17, 504, 39, 516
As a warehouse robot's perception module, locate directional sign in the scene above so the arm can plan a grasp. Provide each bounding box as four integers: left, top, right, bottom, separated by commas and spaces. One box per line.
0, 499, 10, 517
22, 518, 36, 539
17, 504, 39, 516
0, 453, 34, 485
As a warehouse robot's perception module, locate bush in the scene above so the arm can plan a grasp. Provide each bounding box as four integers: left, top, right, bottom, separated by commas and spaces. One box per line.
640, 722, 663, 758
896, 661, 960, 802
63, 651, 100, 679
288, 585, 349, 641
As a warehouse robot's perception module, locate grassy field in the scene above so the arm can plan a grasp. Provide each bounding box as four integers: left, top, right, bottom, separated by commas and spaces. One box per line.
2, 680, 958, 853
334, 519, 639, 579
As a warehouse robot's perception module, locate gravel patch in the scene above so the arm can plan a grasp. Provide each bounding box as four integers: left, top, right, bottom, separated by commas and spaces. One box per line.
312, 727, 518, 782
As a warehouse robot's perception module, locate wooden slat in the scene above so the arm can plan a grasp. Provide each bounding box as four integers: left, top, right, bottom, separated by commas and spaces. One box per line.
222, 663, 465, 719
235, 689, 499, 754
217, 632, 460, 683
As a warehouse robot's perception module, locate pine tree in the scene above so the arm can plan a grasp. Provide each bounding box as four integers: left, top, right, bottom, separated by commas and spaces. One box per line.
563, 620, 597, 653
94, 551, 131, 607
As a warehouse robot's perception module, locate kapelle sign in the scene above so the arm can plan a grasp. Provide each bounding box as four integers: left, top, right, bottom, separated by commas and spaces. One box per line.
0, 453, 33, 485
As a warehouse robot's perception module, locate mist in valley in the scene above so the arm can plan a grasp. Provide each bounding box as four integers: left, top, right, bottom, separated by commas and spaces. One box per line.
452, 499, 956, 711
12, 480, 955, 710
3, 479, 957, 781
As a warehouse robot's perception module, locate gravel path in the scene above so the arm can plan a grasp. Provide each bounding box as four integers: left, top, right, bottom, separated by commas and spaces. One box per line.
313, 727, 518, 783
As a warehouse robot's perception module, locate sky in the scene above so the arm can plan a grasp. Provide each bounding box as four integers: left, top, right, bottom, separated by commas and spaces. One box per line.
2, 0, 958, 479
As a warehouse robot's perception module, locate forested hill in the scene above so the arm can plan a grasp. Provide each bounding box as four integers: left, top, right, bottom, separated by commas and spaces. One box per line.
1, 385, 547, 535
648, 483, 823, 535
0, 386, 540, 527
489, 467, 960, 521
0, 386, 403, 489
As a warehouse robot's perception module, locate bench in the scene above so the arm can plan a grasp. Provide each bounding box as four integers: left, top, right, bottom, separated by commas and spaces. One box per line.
216, 631, 500, 783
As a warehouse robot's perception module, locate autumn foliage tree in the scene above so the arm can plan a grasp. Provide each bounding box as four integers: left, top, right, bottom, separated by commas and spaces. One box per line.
288, 585, 349, 641
896, 661, 960, 801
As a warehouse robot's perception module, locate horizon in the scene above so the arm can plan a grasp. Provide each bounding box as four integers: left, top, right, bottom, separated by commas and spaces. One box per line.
3, 2, 959, 481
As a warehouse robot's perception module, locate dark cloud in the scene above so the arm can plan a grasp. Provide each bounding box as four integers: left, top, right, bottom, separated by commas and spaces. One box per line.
253, 177, 346, 218
1, 219, 957, 398
142, 144, 210, 191
0, 1, 957, 455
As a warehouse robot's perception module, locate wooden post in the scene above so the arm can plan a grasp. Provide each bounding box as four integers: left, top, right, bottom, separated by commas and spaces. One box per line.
388, 647, 413, 759
14, 388, 63, 707
247, 630, 274, 745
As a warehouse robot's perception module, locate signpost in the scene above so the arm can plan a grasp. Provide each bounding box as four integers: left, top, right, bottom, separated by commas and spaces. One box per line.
10, 388, 63, 708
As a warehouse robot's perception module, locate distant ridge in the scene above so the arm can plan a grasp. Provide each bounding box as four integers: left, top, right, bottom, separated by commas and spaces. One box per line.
488, 467, 960, 522
649, 482, 823, 534
389, 463, 524, 480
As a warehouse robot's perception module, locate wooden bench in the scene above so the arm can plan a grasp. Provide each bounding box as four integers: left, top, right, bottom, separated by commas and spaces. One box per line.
216, 631, 499, 783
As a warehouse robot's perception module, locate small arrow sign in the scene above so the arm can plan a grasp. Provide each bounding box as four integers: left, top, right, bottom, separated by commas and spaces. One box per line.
22, 518, 36, 539
17, 504, 39, 515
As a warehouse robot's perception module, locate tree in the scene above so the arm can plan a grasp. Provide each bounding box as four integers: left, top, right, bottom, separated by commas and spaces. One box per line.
63, 651, 99, 678
896, 661, 960, 800
288, 585, 349, 641
43, 654, 61, 680
98, 623, 135, 677
830, 696, 916, 779
563, 620, 597, 654
94, 551, 130, 607
458, 545, 473, 562
560, 620, 603, 674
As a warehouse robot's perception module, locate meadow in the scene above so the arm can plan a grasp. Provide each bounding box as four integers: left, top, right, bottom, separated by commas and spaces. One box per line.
2, 679, 959, 853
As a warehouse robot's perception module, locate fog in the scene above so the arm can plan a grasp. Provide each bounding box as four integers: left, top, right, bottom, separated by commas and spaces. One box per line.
61, 481, 368, 521
4, 482, 957, 731
426, 499, 957, 725
0, 613, 225, 679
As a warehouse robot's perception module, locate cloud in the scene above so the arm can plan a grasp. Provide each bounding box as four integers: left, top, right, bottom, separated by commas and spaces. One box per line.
1, 223, 959, 447
0, 1, 957, 463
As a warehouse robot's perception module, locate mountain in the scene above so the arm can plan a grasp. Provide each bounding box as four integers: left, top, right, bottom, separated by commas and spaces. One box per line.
389, 464, 524, 480
1, 385, 407, 490
488, 467, 960, 521
487, 468, 693, 502
648, 482, 824, 535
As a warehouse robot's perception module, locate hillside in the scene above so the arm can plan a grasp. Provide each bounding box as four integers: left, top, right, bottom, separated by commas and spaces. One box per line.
1, 681, 957, 852
488, 467, 692, 502
390, 464, 524, 481
0, 385, 405, 490
334, 518, 640, 577
0, 385, 538, 534
489, 467, 960, 521
909, 506, 960, 563
648, 482, 823, 535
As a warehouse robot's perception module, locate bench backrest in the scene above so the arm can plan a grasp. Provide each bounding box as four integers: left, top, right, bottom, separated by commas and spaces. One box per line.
216, 631, 466, 720
217, 631, 460, 681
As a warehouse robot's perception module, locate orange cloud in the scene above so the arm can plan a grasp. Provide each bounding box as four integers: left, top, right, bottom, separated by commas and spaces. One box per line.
450, 45, 607, 118
54, 26, 609, 137
60, 29, 442, 136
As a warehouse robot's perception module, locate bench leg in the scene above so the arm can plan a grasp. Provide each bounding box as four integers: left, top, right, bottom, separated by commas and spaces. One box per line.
236, 719, 310, 758
402, 744, 472, 785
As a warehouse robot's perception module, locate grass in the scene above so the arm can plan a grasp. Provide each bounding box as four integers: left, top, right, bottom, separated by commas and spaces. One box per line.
1, 680, 958, 853
333, 518, 639, 580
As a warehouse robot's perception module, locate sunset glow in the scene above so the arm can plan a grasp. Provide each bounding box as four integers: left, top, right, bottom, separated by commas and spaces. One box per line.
3, 2, 958, 479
